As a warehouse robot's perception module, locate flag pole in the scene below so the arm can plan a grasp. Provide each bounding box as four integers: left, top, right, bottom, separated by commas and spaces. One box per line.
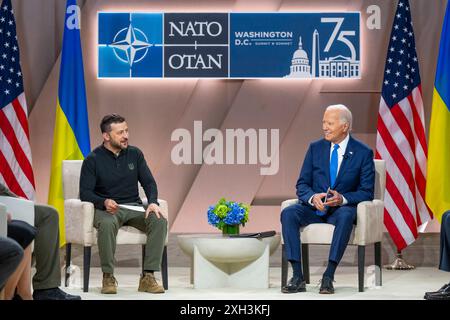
385, 250, 415, 270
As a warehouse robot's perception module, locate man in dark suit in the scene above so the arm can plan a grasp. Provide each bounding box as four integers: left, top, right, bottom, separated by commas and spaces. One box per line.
424, 211, 450, 300
281, 104, 375, 294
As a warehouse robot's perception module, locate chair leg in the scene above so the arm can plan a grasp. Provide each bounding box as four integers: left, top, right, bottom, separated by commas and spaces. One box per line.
161, 245, 168, 290
142, 245, 146, 274
83, 246, 91, 293
375, 242, 382, 286
358, 245, 365, 292
301, 244, 310, 284
281, 244, 288, 287
65, 243, 71, 287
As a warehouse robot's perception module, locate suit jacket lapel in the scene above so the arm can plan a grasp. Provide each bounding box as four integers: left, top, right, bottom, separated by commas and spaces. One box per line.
323, 140, 331, 186
334, 136, 354, 187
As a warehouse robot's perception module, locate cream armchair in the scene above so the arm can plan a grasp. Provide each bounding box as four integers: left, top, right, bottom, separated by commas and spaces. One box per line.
281, 159, 385, 292
62, 160, 169, 292
0, 197, 35, 255
0, 196, 34, 227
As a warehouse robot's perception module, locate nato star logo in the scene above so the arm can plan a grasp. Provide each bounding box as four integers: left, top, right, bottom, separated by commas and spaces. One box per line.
110, 24, 151, 66
98, 13, 163, 78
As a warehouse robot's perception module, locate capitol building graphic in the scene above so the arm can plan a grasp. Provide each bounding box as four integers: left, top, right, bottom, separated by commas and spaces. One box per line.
285, 29, 360, 78
286, 37, 312, 78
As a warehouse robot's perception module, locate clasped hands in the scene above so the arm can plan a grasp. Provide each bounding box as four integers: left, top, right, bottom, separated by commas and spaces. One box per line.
311, 189, 343, 212
104, 199, 166, 219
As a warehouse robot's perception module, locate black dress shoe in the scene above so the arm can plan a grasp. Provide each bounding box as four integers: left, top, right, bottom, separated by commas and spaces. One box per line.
33, 288, 82, 300
424, 284, 450, 300
319, 276, 334, 294
424, 283, 450, 299
282, 276, 306, 293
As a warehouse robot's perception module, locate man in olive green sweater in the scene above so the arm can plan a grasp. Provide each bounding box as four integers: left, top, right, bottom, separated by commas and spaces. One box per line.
80, 114, 167, 295
0, 182, 81, 300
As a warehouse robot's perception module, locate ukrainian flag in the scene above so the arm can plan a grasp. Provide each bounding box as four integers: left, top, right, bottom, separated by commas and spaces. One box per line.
48, 0, 90, 245
426, 4, 450, 223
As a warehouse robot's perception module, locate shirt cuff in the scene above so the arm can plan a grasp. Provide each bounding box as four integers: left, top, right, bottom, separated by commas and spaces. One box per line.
148, 200, 160, 206
341, 195, 348, 206
308, 195, 314, 206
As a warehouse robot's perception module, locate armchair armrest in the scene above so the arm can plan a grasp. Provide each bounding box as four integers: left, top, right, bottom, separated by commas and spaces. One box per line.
0, 203, 7, 237
64, 199, 95, 246
281, 199, 299, 211
0, 196, 34, 227
354, 199, 384, 245
64, 198, 169, 246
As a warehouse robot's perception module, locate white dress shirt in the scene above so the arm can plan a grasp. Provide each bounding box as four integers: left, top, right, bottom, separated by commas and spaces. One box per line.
330, 133, 350, 175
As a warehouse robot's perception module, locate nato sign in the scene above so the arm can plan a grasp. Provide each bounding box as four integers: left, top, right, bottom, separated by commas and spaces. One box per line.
98, 12, 163, 77
98, 12, 360, 78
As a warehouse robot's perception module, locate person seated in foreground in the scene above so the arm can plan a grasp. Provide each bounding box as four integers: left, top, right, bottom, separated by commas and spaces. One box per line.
424, 211, 450, 300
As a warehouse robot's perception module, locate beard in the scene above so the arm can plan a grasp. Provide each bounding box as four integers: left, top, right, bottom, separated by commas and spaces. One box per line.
110, 138, 128, 150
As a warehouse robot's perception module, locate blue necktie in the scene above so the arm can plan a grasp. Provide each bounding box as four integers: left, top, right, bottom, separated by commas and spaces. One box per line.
330, 144, 339, 187
317, 144, 340, 217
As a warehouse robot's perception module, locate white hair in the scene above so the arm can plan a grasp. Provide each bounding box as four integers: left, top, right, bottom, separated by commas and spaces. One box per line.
325, 104, 352, 131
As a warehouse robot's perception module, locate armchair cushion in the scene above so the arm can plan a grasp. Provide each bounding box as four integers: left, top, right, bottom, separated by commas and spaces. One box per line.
301, 224, 353, 244
64, 198, 169, 246
0, 196, 34, 227
281, 198, 383, 246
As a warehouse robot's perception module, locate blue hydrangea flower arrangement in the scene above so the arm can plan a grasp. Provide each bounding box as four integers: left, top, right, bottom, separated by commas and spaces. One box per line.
207, 198, 249, 234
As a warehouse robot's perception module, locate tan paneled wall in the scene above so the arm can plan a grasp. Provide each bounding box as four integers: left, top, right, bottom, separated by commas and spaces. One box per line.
18, 0, 447, 233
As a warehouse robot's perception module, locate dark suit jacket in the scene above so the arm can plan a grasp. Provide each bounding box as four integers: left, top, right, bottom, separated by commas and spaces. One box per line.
296, 136, 375, 210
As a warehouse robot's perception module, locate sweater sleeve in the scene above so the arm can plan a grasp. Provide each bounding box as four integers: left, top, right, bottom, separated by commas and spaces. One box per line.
79, 156, 107, 210
137, 150, 159, 206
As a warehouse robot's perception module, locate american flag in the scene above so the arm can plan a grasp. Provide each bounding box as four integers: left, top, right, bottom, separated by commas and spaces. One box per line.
375, 0, 432, 250
0, 0, 35, 200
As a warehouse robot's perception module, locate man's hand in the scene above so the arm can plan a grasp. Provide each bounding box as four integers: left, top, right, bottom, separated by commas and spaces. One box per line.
145, 203, 166, 219
312, 193, 327, 211
104, 199, 119, 214
6, 212, 12, 223
323, 189, 343, 207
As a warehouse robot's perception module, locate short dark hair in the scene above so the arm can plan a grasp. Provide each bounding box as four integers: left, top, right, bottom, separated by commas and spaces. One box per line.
100, 114, 126, 133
